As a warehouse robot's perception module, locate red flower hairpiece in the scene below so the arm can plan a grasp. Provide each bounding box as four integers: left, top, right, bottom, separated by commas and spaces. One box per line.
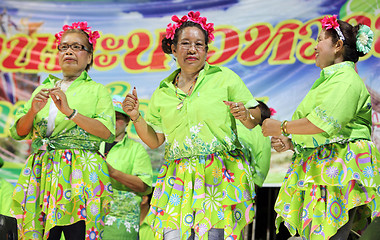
166, 11, 215, 41
321, 15, 345, 41
55, 21, 100, 49
269, 108, 276, 116
321, 15, 339, 30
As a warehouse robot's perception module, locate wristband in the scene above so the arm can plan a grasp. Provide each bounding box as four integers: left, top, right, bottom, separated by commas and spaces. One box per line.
67, 109, 76, 119
132, 113, 142, 123
70, 109, 78, 120
281, 120, 290, 136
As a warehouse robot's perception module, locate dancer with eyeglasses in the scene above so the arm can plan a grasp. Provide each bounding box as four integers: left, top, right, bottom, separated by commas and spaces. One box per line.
262, 15, 380, 239
9, 22, 115, 240
123, 11, 261, 240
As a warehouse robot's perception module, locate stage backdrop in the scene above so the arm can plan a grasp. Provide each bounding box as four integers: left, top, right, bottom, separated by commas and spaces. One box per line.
1, 0, 380, 186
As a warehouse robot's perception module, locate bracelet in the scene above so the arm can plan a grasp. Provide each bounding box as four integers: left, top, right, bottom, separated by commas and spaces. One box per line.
132, 112, 142, 123
70, 109, 78, 120
281, 120, 290, 136
66, 109, 77, 120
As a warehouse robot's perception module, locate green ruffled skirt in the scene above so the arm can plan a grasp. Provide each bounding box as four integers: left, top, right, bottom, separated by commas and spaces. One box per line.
11, 149, 113, 240
147, 150, 256, 240
275, 140, 380, 239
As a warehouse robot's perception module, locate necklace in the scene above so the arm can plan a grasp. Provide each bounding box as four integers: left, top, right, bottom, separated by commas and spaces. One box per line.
174, 72, 197, 110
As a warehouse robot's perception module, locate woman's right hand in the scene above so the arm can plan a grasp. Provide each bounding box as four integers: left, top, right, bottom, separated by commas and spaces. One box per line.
123, 87, 140, 121
271, 135, 293, 152
16, 88, 50, 137
30, 88, 50, 114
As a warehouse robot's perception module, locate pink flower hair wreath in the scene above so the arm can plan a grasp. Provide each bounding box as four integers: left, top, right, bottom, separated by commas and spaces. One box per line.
321, 15, 345, 41
165, 11, 215, 41
55, 21, 100, 50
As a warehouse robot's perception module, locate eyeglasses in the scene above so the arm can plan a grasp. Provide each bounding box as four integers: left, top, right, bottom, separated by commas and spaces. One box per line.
57, 43, 91, 52
178, 41, 206, 51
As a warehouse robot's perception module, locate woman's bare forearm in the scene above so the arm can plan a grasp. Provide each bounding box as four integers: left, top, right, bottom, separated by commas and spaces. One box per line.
132, 116, 165, 149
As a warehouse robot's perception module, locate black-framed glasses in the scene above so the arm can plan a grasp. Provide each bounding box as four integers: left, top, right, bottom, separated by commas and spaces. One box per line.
178, 41, 206, 51
57, 43, 91, 52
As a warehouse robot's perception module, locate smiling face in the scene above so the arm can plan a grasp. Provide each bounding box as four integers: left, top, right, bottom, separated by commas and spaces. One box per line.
58, 32, 92, 76
171, 26, 207, 74
314, 29, 338, 69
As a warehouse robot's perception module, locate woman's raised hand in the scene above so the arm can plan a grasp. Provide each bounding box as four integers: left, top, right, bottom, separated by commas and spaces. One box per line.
123, 87, 140, 121
224, 101, 250, 121
49, 87, 73, 116
30, 88, 50, 114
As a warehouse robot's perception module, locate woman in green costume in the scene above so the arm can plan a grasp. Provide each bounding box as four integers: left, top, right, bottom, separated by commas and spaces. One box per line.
262, 15, 380, 239
102, 95, 153, 240
9, 22, 115, 240
237, 101, 273, 188
123, 11, 262, 240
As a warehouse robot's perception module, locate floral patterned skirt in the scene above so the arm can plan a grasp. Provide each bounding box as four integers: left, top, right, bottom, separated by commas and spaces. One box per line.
11, 149, 113, 240
275, 140, 380, 239
147, 150, 256, 240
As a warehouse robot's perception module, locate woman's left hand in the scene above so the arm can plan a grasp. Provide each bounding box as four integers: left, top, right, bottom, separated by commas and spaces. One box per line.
262, 118, 282, 137
49, 87, 72, 116
271, 135, 293, 152
224, 101, 250, 121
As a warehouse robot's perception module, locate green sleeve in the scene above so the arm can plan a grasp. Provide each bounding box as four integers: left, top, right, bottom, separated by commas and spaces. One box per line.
225, 68, 258, 109
9, 86, 44, 140
145, 89, 163, 133
306, 72, 360, 137
93, 86, 116, 142
255, 133, 271, 186
237, 124, 271, 187
132, 143, 153, 196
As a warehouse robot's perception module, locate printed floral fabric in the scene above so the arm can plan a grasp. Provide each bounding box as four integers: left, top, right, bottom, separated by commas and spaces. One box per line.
147, 150, 256, 240
292, 61, 372, 149
103, 190, 141, 240
275, 140, 380, 239
9, 71, 115, 239
11, 149, 113, 240
9, 71, 116, 149
100, 135, 153, 194
100, 135, 153, 239
276, 62, 380, 239
237, 123, 271, 187
145, 63, 258, 239
145, 62, 258, 161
